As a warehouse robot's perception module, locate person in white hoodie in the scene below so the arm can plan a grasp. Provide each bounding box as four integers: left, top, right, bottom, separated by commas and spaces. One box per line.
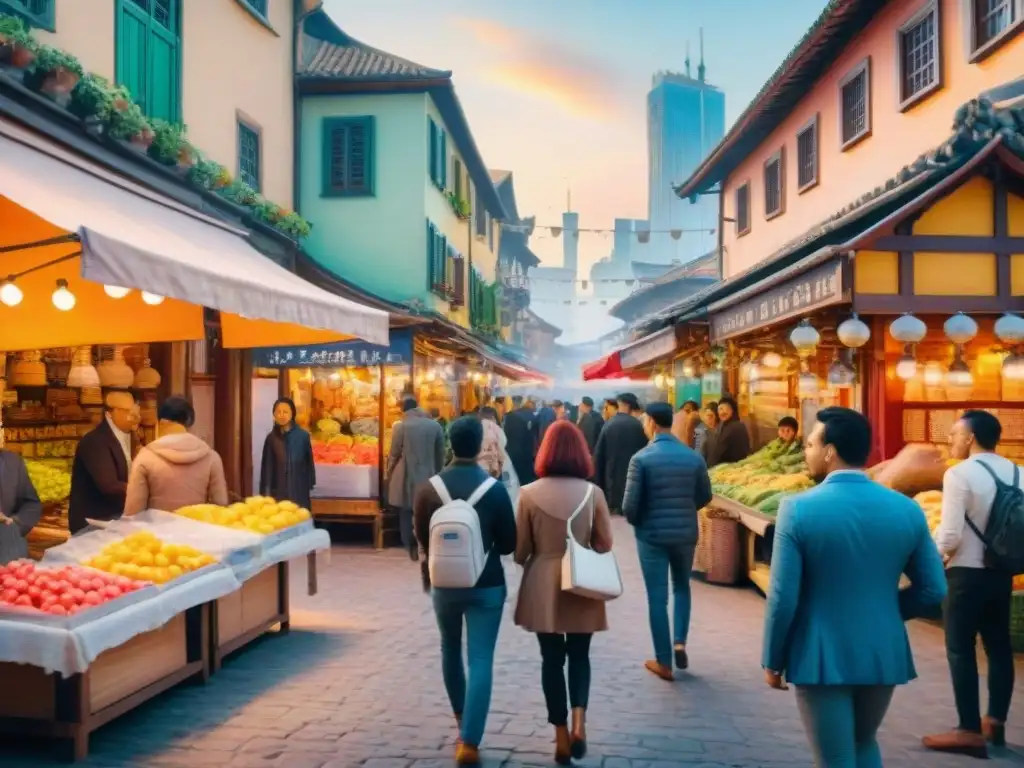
123, 396, 229, 515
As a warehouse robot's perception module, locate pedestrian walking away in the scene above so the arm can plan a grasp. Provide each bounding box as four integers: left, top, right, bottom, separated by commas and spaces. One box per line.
593, 392, 649, 515
622, 402, 711, 681
413, 416, 517, 765
762, 407, 947, 768
924, 409, 1020, 757
504, 395, 538, 485
388, 396, 445, 561
514, 420, 613, 765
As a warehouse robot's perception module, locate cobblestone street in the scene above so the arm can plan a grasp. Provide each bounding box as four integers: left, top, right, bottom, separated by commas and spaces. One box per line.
9, 518, 1024, 767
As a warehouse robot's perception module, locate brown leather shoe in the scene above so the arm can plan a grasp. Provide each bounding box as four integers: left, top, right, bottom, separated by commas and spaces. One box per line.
570, 706, 587, 759
455, 743, 480, 765
454, 713, 462, 746
922, 729, 988, 758
645, 659, 674, 681
554, 724, 572, 765
983, 716, 1006, 747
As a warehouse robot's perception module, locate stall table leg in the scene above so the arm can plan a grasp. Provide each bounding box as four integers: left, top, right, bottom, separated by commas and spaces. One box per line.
210, 561, 291, 672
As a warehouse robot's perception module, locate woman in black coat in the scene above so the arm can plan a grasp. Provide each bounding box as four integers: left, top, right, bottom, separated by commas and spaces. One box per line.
259, 398, 315, 509
706, 396, 751, 467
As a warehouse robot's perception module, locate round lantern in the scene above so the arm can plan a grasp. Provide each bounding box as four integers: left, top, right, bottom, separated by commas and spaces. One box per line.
827, 359, 855, 389
889, 313, 927, 344
761, 351, 783, 369
946, 357, 973, 388
895, 354, 918, 381
681, 361, 696, 378
1003, 353, 1024, 381
837, 314, 871, 348
789, 319, 821, 354
995, 313, 1024, 344
653, 373, 666, 389
943, 312, 978, 345
923, 362, 945, 387
797, 371, 819, 398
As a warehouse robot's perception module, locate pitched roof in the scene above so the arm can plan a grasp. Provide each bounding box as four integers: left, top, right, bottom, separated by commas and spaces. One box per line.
299, 13, 450, 81
675, 0, 889, 198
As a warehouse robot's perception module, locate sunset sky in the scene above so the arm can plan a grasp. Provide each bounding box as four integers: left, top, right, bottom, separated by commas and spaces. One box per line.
321, 0, 827, 274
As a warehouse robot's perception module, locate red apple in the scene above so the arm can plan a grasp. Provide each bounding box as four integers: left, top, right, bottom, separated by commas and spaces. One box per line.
1, 588, 18, 603
103, 585, 122, 599
47, 604, 67, 616
58, 594, 77, 610
14, 594, 33, 608
83, 591, 103, 606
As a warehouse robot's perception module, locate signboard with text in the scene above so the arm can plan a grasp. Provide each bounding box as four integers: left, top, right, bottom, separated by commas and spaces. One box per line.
710, 260, 845, 343
620, 327, 678, 369
253, 328, 413, 369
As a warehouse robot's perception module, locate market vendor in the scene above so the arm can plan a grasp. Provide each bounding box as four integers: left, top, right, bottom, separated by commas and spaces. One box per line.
0, 448, 42, 563
777, 416, 800, 445
69, 391, 139, 534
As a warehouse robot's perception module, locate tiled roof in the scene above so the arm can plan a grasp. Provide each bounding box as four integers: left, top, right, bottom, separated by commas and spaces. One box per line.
299, 11, 450, 81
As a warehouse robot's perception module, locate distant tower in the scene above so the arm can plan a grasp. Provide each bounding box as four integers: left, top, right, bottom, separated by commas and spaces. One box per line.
698, 28, 706, 83
562, 191, 579, 279
684, 41, 691, 79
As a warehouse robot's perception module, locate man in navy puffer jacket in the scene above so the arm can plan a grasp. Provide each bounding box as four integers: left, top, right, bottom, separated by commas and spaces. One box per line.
622, 401, 712, 681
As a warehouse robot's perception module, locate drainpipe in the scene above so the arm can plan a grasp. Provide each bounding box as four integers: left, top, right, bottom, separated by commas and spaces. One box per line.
293, 0, 319, 223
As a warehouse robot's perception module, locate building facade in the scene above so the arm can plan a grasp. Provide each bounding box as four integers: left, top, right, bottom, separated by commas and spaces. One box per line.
647, 60, 725, 265
678, 0, 1023, 280
294, 8, 507, 336
18, 0, 299, 208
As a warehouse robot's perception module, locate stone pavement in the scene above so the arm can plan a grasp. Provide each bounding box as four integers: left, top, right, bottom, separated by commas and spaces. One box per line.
9, 517, 1024, 768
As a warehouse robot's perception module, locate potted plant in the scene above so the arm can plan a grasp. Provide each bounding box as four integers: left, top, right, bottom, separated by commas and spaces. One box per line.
147, 119, 189, 167
25, 45, 84, 98
0, 13, 34, 69
185, 156, 223, 190
277, 212, 312, 240
446, 191, 470, 220
68, 73, 114, 122
104, 90, 152, 147
218, 179, 258, 207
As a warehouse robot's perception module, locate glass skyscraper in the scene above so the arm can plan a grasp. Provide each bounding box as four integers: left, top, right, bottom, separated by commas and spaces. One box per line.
647, 53, 725, 265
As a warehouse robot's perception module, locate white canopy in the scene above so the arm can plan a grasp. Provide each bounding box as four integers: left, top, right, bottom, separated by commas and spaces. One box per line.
0, 118, 388, 346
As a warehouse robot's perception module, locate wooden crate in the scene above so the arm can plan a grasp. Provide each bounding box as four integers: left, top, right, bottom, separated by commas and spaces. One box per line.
0, 605, 208, 761
312, 497, 382, 548
209, 561, 290, 672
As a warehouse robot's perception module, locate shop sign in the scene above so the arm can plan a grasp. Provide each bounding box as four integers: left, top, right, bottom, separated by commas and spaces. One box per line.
253, 328, 413, 368
710, 260, 845, 343
620, 327, 677, 369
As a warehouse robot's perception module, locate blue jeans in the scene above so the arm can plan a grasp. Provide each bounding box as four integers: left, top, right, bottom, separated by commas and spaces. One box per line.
432, 585, 506, 747
794, 685, 894, 768
636, 539, 695, 667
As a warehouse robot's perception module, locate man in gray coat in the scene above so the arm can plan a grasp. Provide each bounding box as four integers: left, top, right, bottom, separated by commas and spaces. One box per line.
0, 448, 42, 564
386, 397, 445, 560
622, 402, 712, 681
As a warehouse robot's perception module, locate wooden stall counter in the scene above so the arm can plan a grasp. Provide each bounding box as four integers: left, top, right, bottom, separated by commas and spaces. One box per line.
709, 495, 776, 595
210, 561, 290, 672
0, 605, 208, 761
311, 497, 383, 549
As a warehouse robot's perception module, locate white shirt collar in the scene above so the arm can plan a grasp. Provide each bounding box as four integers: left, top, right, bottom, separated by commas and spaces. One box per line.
106, 414, 132, 463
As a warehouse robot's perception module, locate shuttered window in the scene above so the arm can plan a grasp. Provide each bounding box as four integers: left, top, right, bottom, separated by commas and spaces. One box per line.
735, 182, 751, 236
839, 59, 871, 149
428, 118, 447, 189
237, 120, 261, 191
0, 0, 55, 31
452, 253, 466, 306
796, 116, 818, 191
763, 148, 784, 219
321, 116, 374, 197
474, 186, 487, 237
426, 220, 448, 297
115, 0, 181, 122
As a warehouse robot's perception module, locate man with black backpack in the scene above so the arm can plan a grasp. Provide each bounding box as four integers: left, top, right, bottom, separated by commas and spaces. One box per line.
925, 410, 1022, 758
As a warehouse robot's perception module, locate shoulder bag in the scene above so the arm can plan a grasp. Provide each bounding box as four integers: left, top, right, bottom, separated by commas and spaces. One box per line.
561, 485, 623, 600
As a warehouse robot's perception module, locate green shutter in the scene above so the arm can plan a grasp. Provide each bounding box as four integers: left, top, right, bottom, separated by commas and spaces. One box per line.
426, 220, 434, 291
322, 117, 374, 197
428, 119, 437, 186
0, 0, 56, 31
440, 131, 447, 189
115, 0, 180, 121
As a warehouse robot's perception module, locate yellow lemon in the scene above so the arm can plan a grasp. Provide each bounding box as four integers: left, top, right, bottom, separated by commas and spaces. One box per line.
297, 508, 311, 520
93, 555, 113, 571
132, 550, 155, 567
177, 556, 196, 571
167, 564, 183, 579
153, 567, 170, 584
197, 554, 216, 568
138, 566, 155, 582
242, 514, 259, 527
153, 553, 170, 568
257, 522, 275, 535
113, 545, 133, 561
110, 562, 126, 576
122, 563, 141, 580
278, 500, 298, 512
162, 544, 179, 559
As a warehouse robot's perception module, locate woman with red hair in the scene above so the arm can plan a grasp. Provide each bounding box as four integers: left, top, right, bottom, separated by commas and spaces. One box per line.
514, 420, 614, 765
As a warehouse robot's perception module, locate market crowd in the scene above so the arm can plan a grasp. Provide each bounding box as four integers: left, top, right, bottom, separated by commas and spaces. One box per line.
0, 387, 1020, 766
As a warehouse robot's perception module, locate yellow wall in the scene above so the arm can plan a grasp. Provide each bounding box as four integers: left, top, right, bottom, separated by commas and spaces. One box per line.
1009, 190, 1024, 295
38, 0, 294, 207
717, 0, 1022, 278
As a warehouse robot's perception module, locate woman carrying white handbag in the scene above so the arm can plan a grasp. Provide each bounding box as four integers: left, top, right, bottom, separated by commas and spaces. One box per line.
513, 421, 619, 766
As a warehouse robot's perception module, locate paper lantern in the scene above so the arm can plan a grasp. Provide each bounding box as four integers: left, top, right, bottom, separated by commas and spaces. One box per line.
995, 313, 1024, 344
889, 313, 927, 344
761, 352, 783, 369
789, 319, 821, 354
66, 347, 101, 388
837, 314, 871, 348
943, 313, 978, 345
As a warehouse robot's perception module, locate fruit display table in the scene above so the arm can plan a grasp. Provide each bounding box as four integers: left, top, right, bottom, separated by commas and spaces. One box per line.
0, 604, 208, 761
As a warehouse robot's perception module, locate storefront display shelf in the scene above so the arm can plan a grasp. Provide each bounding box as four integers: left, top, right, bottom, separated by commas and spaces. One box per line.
0, 605, 208, 761
311, 498, 382, 548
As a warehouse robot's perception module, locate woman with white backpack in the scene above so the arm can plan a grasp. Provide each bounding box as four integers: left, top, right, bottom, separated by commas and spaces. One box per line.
513, 420, 616, 765
413, 416, 517, 766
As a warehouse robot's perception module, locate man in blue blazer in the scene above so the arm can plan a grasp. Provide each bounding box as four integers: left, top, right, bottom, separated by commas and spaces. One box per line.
761, 407, 947, 767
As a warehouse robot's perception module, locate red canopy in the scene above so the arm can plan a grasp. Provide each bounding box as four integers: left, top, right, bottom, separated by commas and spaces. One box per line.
581, 351, 622, 381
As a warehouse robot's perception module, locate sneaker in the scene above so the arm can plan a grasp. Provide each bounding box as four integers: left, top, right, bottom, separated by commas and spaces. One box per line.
922, 729, 988, 758
674, 645, 689, 670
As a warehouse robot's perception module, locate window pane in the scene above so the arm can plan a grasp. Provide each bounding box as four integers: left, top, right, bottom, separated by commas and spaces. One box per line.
238, 123, 260, 191
901, 11, 936, 101
975, 0, 1014, 47
842, 71, 867, 144
797, 125, 817, 188
764, 159, 781, 215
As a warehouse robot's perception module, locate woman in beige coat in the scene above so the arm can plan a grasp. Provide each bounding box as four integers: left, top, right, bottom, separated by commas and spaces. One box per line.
515, 420, 613, 765
124, 396, 229, 515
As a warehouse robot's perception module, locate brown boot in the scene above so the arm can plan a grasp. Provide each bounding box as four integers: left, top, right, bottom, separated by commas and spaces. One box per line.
983, 716, 1006, 747
455, 743, 480, 765
570, 707, 587, 760
922, 729, 988, 758
454, 713, 463, 746
645, 659, 674, 681
554, 724, 572, 766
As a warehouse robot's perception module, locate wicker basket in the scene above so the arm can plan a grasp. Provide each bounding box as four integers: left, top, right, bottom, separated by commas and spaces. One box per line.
706, 516, 741, 585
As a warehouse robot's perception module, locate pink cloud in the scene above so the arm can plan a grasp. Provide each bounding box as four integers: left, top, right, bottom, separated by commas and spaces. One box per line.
452, 17, 629, 121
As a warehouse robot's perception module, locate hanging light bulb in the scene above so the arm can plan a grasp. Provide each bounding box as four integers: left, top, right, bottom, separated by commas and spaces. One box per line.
425, 369, 436, 382
653, 373, 666, 389
923, 362, 945, 387
51, 279, 76, 311
141, 291, 165, 306
0, 277, 23, 307
827, 353, 855, 389
789, 319, 821, 356
1002, 352, 1024, 381
762, 351, 783, 369
946, 351, 973, 389
798, 371, 819, 398
681, 361, 695, 378
895, 354, 918, 381
103, 285, 131, 299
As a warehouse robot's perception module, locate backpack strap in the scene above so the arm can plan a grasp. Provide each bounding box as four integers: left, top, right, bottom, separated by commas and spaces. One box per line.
975, 459, 1006, 488
429, 475, 452, 505
566, 485, 595, 539
466, 477, 497, 507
